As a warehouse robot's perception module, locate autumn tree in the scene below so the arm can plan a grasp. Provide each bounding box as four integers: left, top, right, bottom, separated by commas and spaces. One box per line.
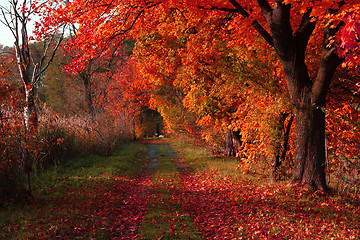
39, 46, 81, 115
42, 0, 360, 191
131, 5, 295, 179
40, 42, 121, 116
0, 0, 64, 195
0, 0, 63, 130
103, 53, 156, 139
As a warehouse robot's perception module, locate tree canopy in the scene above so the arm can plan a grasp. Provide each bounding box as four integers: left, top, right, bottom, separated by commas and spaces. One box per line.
39, 0, 360, 190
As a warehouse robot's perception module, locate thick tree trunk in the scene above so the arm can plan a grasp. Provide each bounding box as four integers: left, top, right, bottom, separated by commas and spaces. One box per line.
291, 105, 328, 191
286, 27, 341, 192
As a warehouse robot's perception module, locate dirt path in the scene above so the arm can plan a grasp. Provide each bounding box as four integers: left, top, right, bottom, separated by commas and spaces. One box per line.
147, 142, 161, 171
131, 142, 204, 239
109, 142, 163, 239
139, 142, 262, 239
110, 142, 186, 239
140, 142, 247, 239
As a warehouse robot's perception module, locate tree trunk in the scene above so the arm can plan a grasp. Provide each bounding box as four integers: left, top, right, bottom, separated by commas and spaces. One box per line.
291, 104, 327, 191
23, 89, 36, 196
226, 130, 241, 157
285, 23, 341, 191
24, 88, 38, 130
82, 75, 95, 117
270, 113, 293, 182
259, 1, 341, 191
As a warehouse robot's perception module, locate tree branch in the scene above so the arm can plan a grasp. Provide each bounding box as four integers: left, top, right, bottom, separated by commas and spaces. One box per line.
256, 0, 272, 21
311, 6, 345, 107
37, 33, 64, 78
294, 8, 316, 60
227, 0, 273, 46
311, 25, 342, 107
105, 1, 162, 45
259, 0, 293, 62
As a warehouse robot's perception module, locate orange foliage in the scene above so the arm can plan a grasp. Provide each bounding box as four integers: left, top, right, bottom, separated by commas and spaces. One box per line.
39, 0, 359, 68
41, 0, 360, 181
132, 8, 294, 170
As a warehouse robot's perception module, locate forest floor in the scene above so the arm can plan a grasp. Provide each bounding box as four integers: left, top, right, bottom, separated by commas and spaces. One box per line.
1, 139, 359, 239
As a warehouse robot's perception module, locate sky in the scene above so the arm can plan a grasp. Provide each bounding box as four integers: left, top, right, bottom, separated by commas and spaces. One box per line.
0, 0, 39, 47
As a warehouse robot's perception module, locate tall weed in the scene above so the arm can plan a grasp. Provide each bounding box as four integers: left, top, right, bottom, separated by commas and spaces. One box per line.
0, 107, 135, 205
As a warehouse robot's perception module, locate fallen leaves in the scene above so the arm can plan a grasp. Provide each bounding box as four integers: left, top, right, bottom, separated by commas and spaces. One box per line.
2, 175, 151, 239
173, 172, 360, 239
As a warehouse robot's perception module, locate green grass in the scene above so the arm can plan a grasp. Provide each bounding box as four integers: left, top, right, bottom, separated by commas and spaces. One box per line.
0, 141, 148, 240
169, 139, 247, 179
31, 141, 147, 187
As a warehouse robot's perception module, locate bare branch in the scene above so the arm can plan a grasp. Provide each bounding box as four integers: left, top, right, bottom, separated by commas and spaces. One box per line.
34, 32, 64, 84
106, 1, 162, 44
